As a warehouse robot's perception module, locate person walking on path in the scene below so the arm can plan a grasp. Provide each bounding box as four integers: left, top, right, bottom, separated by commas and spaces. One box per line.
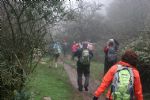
104, 39, 119, 75
93, 49, 143, 100
74, 42, 93, 91
50, 41, 62, 68
62, 40, 68, 57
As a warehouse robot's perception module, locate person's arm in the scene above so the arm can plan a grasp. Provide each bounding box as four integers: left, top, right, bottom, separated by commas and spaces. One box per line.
114, 39, 119, 46
104, 46, 108, 54
89, 50, 93, 59
71, 44, 74, 52
74, 49, 81, 58
94, 65, 117, 97
133, 70, 143, 100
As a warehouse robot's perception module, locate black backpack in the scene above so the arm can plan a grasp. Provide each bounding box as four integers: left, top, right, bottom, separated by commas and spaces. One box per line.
107, 47, 117, 62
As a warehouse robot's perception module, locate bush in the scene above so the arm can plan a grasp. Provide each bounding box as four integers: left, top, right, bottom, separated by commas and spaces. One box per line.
123, 31, 150, 93
0, 0, 65, 99
14, 89, 30, 100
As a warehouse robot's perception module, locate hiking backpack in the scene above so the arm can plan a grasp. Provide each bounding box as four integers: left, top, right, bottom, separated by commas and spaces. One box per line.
53, 43, 61, 54
80, 49, 90, 65
111, 65, 134, 100
107, 47, 117, 62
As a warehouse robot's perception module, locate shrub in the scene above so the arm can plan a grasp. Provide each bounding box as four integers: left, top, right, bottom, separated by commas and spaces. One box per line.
123, 30, 150, 93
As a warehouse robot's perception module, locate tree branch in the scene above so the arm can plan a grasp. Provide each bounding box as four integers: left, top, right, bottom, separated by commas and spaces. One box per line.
2, 0, 15, 45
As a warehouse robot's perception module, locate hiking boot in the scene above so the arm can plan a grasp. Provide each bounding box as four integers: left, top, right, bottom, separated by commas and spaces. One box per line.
78, 87, 83, 92
84, 87, 88, 91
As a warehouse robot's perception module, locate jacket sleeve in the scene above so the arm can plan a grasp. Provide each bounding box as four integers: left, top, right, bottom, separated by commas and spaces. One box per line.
133, 70, 143, 100
94, 65, 117, 97
74, 49, 81, 58
104, 46, 108, 54
89, 50, 93, 59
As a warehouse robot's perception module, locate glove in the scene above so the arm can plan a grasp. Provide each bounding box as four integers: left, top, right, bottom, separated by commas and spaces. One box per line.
93, 96, 98, 100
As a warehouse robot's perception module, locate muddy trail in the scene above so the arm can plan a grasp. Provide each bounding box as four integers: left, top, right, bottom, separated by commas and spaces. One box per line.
60, 57, 105, 100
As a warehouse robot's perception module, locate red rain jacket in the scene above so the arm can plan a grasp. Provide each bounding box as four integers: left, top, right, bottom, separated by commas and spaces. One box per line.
94, 61, 143, 100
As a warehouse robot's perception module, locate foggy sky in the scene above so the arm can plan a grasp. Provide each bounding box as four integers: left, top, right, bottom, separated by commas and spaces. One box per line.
65, 0, 113, 15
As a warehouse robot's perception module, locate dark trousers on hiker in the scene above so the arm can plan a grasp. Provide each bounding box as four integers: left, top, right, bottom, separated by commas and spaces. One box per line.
104, 56, 108, 75
104, 56, 117, 75
77, 62, 90, 91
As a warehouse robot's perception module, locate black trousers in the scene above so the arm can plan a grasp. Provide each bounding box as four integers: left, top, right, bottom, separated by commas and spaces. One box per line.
104, 56, 117, 75
77, 62, 90, 89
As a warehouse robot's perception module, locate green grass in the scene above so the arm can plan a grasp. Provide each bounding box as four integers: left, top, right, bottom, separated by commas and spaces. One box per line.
26, 58, 82, 100
90, 61, 104, 81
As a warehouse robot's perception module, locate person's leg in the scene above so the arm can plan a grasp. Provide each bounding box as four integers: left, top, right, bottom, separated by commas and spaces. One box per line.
51, 54, 55, 68
72, 52, 75, 60
108, 61, 116, 70
49, 56, 53, 68
54, 55, 57, 68
55, 54, 60, 68
107, 60, 114, 73
63, 48, 66, 57
84, 65, 90, 91
77, 66, 83, 91
104, 56, 108, 75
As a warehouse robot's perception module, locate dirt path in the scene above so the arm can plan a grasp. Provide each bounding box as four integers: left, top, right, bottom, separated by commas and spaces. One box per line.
61, 59, 105, 100
63, 63, 91, 100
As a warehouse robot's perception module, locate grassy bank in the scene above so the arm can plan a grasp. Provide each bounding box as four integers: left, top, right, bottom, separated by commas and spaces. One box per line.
26, 58, 82, 100
90, 62, 104, 81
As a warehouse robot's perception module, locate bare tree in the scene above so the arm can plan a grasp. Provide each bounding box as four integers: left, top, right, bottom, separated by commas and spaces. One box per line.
106, 0, 149, 41
0, 0, 65, 99
63, 1, 104, 42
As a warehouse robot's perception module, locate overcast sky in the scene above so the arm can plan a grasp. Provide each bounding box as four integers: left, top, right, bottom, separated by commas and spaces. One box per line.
97, 0, 113, 15
99, 0, 113, 6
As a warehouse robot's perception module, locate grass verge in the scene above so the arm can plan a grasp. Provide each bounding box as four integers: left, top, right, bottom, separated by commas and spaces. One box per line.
90, 61, 104, 81
26, 58, 82, 100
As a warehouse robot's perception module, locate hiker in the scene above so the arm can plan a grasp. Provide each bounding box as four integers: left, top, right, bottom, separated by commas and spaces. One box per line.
62, 40, 68, 57
78, 41, 83, 49
87, 42, 94, 51
74, 42, 93, 91
33, 48, 42, 61
52, 41, 62, 68
104, 39, 119, 75
93, 49, 143, 100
